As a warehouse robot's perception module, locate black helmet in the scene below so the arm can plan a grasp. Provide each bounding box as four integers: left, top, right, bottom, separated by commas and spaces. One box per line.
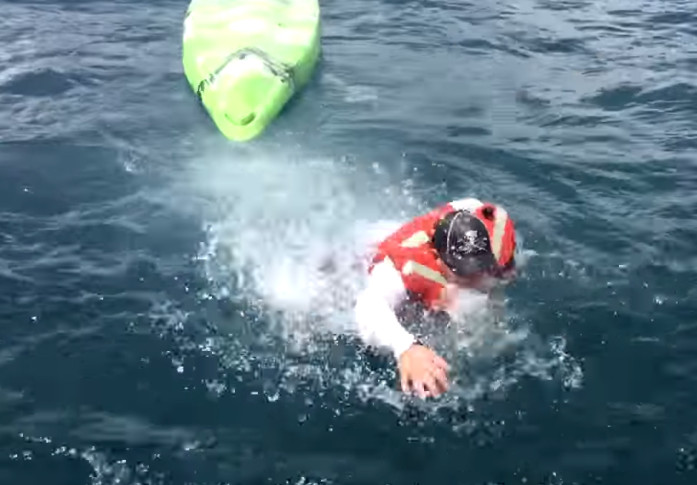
432, 210, 498, 277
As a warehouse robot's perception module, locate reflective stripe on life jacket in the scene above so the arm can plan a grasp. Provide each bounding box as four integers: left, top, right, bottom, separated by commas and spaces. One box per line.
490, 206, 508, 262
469, 204, 515, 268
402, 260, 448, 287
399, 230, 431, 248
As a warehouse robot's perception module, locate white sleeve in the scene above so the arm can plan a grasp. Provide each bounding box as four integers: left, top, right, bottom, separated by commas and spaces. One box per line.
354, 258, 416, 359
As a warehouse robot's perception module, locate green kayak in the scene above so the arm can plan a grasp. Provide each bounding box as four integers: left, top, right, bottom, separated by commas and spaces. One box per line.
182, 0, 321, 141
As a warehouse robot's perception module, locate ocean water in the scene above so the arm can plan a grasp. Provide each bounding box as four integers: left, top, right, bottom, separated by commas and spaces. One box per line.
1, 0, 696, 483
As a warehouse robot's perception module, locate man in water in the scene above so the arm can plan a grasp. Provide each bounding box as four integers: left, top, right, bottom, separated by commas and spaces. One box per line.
354, 197, 517, 399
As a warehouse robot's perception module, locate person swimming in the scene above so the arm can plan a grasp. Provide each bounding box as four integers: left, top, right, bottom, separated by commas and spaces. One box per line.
354, 197, 517, 398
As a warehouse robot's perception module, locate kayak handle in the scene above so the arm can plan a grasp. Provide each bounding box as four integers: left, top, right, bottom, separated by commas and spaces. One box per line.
195, 47, 295, 100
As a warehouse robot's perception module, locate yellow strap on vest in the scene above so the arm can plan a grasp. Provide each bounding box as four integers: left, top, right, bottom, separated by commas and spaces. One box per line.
490, 206, 508, 261
402, 260, 447, 287
399, 230, 430, 248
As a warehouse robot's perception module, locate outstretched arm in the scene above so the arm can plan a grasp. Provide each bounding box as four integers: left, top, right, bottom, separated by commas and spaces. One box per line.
354, 259, 450, 398
354, 259, 415, 358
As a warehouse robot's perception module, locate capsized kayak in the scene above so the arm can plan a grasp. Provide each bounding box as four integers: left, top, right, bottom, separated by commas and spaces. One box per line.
182, 0, 321, 141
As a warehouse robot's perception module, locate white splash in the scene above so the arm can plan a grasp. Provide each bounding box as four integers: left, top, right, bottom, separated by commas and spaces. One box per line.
167, 141, 581, 419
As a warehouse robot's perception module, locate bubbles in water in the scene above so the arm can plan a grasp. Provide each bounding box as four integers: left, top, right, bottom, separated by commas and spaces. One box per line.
13, 434, 162, 485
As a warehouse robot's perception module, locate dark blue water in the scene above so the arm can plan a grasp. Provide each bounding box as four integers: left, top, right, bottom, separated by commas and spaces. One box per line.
2, 0, 697, 483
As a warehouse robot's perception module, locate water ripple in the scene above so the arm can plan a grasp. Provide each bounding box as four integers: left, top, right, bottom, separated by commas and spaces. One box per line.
1, 0, 696, 484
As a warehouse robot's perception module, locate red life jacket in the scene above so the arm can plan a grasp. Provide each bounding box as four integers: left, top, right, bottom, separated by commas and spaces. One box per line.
369, 198, 516, 310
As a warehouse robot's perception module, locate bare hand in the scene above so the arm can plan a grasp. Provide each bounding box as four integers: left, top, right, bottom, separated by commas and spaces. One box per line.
397, 344, 450, 398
